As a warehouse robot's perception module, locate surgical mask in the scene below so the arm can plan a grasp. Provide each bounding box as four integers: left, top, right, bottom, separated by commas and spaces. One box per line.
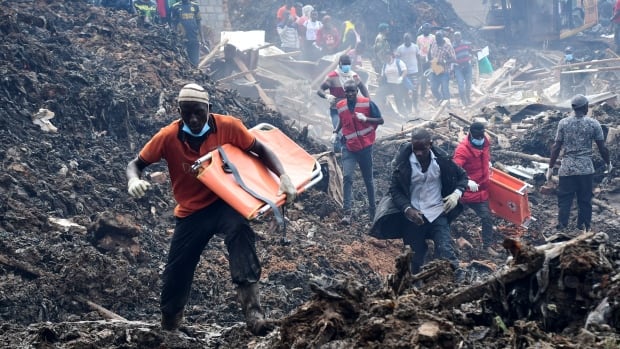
182, 122, 210, 137
340, 65, 351, 73
565, 54, 573, 61
470, 137, 485, 146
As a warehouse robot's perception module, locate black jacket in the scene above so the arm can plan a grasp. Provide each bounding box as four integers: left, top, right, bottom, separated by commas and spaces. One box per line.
369, 142, 468, 239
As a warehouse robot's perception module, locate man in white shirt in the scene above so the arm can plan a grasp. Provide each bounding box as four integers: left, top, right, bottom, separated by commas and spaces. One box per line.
396, 33, 420, 113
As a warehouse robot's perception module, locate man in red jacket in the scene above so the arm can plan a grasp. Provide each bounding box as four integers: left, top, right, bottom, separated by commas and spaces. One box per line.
333, 80, 384, 224
453, 122, 495, 250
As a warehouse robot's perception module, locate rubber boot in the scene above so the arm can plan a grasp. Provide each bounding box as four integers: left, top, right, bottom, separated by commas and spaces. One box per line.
161, 310, 183, 331
237, 283, 274, 336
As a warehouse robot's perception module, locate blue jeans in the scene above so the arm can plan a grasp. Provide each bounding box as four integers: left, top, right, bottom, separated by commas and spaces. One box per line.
454, 63, 472, 105
557, 174, 593, 230
402, 215, 458, 273
463, 201, 494, 245
430, 72, 450, 103
329, 108, 342, 153
342, 146, 376, 215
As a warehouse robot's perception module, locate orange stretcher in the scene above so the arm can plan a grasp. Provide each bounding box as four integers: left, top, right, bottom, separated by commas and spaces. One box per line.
191, 123, 322, 221
488, 168, 534, 228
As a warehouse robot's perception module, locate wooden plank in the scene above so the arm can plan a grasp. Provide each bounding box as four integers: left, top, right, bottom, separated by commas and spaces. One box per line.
216, 69, 257, 83
552, 57, 620, 70
560, 66, 620, 74
492, 63, 533, 94
75, 296, 128, 321
197, 38, 229, 69
479, 58, 516, 92
233, 56, 277, 110
311, 47, 350, 89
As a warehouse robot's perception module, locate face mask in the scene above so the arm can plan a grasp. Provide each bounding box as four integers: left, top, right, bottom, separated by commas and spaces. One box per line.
340, 65, 351, 73
470, 137, 485, 146
182, 122, 210, 137
565, 54, 573, 61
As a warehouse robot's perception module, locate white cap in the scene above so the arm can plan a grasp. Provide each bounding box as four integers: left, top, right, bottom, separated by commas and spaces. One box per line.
178, 83, 210, 104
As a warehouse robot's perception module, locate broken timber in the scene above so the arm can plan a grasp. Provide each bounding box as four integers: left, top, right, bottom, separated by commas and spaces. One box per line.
441, 233, 595, 308
233, 56, 277, 110
197, 38, 229, 69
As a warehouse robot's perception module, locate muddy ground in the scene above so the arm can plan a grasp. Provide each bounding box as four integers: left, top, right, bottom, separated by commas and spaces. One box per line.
1, 1, 620, 348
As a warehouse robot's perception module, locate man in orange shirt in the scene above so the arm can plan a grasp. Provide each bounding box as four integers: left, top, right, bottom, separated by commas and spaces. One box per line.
126, 83, 297, 336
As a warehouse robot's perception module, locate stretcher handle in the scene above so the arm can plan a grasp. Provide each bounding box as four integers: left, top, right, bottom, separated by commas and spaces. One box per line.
192, 153, 212, 172
254, 159, 323, 216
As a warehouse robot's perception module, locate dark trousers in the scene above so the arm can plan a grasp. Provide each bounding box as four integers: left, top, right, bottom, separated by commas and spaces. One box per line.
342, 146, 376, 216
401, 215, 458, 274
463, 201, 494, 245
419, 61, 430, 99
160, 200, 261, 316
557, 174, 593, 230
404, 73, 419, 112
376, 82, 408, 115
186, 40, 200, 66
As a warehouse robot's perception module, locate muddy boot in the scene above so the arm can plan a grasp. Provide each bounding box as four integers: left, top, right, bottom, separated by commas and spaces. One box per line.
237, 283, 275, 336
161, 310, 183, 331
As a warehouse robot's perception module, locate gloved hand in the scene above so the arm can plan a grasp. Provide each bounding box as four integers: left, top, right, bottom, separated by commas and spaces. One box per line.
545, 167, 553, 181
467, 179, 479, 192
404, 207, 425, 225
128, 177, 151, 198
397, 76, 404, 84
325, 94, 336, 105
442, 190, 462, 213
355, 112, 368, 122
277, 173, 297, 204
605, 162, 613, 174
329, 132, 338, 143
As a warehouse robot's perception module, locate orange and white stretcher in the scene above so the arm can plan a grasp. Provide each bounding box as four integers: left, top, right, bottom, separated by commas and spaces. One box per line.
190, 123, 323, 222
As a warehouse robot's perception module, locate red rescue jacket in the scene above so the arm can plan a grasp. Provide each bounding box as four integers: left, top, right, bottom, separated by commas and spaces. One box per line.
453, 135, 490, 203
336, 97, 377, 152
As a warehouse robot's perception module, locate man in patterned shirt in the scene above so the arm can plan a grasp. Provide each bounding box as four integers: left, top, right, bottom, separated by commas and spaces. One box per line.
546, 94, 611, 231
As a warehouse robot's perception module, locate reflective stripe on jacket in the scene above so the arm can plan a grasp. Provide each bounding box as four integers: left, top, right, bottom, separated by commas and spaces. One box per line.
336, 97, 376, 152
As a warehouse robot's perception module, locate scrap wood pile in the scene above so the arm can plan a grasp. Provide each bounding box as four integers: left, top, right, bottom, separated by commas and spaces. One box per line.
251, 232, 620, 348
468, 50, 620, 114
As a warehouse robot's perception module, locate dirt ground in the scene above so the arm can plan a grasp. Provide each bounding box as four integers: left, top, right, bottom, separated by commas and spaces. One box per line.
1, 1, 620, 348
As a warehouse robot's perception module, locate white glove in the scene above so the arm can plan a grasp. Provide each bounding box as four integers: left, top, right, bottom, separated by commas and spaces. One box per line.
355, 112, 368, 122
329, 132, 338, 143
128, 177, 151, 198
277, 173, 297, 204
467, 180, 479, 192
397, 76, 404, 84
605, 162, 613, 174
442, 190, 462, 213
545, 168, 553, 181
325, 94, 336, 105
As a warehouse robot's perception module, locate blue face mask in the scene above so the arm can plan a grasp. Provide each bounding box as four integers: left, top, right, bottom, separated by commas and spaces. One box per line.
470, 137, 485, 146
565, 54, 573, 61
182, 122, 210, 137
340, 65, 351, 73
